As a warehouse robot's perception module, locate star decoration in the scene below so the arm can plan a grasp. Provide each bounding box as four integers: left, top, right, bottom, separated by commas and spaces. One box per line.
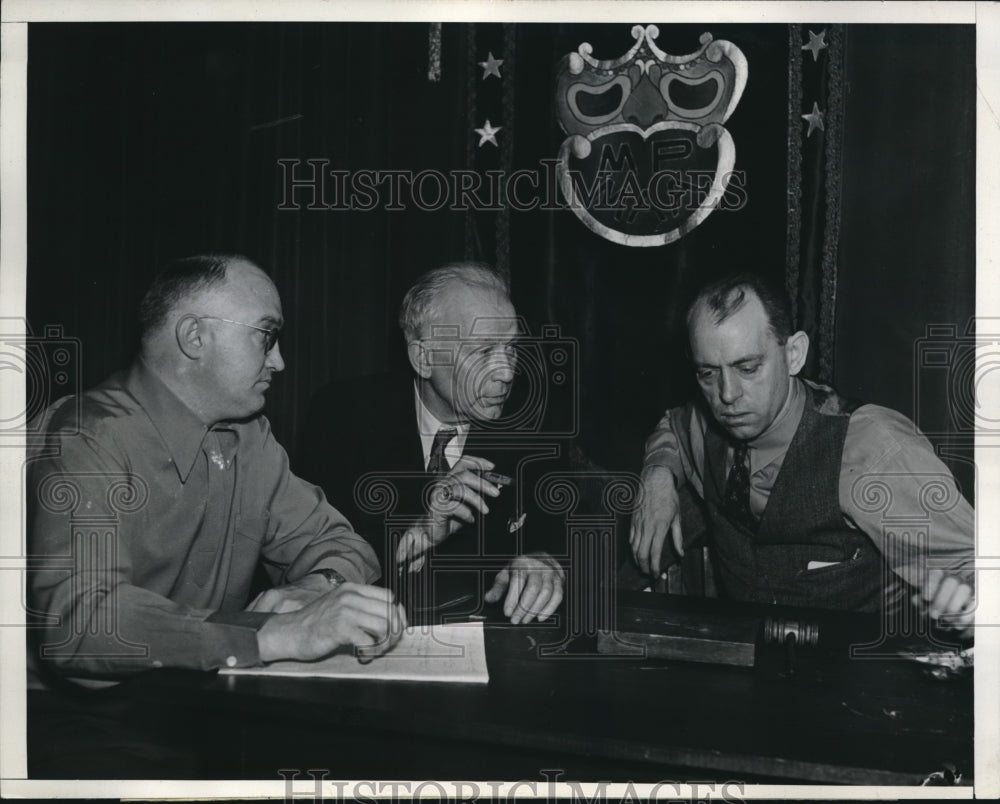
474, 119, 502, 147
802, 102, 825, 137
801, 29, 828, 62
478, 51, 504, 80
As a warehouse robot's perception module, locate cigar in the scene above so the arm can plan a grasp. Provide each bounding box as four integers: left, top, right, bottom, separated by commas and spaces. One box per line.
482, 470, 512, 487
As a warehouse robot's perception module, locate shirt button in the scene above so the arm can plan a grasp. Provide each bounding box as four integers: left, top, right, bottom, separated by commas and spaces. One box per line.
152, 660, 163, 669
225, 655, 237, 668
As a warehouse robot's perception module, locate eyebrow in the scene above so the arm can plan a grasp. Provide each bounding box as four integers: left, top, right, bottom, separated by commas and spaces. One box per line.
473, 334, 518, 343
695, 353, 765, 369
255, 315, 283, 328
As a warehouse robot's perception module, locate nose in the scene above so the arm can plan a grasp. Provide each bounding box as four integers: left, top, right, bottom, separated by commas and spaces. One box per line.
491, 351, 515, 384
266, 341, 285, 373
718, 368, 742, 405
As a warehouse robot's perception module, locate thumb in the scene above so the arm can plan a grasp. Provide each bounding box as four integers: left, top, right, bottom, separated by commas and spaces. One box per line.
395, 533, 412, 566
245, 590, 266, 612
484, 568, 510, 603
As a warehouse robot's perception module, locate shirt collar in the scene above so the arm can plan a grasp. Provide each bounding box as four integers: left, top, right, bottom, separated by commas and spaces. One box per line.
124, 359, 212, 483
745, 376, 806, 471
413, 380, 469, 470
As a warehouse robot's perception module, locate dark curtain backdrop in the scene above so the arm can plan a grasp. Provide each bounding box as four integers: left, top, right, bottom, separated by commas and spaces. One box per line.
834, 25, 975, 501
26, 22, 974, 493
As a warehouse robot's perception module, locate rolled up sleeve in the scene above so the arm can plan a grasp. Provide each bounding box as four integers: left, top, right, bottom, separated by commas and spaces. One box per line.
642, 403, 706, 498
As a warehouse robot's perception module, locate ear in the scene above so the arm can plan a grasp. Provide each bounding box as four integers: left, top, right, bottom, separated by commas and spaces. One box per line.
407, 340, 431, 379
175, 315, 205, 360
784, 330, 810, 376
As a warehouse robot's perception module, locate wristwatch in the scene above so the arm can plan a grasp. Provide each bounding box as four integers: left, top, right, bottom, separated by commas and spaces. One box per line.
307, 567, 347, 589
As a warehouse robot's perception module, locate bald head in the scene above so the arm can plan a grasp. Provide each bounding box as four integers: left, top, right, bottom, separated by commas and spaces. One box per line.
138, 254, 286, 425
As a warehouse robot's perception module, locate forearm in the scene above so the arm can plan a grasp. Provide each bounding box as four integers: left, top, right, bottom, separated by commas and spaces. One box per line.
272, 523, 380, 585
30, 579, 270, 677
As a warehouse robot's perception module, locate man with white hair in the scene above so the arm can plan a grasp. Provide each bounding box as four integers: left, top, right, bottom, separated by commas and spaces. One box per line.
302, 261, 565, 624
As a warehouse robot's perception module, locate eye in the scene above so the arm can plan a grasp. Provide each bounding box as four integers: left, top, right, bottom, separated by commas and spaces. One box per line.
737, 363, 760, 376
262, 329, 280, 353
696, 368, 716, 383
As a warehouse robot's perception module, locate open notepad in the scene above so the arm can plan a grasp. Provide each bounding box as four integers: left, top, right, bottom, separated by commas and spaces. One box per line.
221, 621, 489, 683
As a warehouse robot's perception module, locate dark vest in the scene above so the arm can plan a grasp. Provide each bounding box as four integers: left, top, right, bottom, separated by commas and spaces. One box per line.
702, 383, 906, 613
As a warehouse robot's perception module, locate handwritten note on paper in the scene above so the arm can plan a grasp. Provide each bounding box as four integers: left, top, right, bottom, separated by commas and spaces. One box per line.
221, 621, 489, 683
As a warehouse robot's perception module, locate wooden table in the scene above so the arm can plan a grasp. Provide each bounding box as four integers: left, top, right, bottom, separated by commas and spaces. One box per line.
122, 591, 971, 785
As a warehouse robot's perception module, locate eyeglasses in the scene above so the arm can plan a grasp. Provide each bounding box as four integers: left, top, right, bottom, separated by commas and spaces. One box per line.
198, 316, 281, 354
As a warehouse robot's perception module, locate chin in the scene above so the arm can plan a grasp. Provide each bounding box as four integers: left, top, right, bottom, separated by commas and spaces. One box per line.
240, 395, 268, 419
720, 420, 762, 441
472, 404, 505, 423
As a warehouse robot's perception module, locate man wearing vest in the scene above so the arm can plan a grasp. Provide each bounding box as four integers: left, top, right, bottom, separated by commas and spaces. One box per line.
630, 273, 974, 633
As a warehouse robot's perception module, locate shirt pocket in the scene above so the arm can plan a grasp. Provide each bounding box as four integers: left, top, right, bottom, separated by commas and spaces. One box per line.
235, 510, 270, 545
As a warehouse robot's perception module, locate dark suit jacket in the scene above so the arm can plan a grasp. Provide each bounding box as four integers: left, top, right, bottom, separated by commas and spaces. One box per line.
299, 373, 574, 620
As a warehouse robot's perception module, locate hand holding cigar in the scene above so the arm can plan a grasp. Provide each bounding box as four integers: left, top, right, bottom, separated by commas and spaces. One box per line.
396, 455, 512, 572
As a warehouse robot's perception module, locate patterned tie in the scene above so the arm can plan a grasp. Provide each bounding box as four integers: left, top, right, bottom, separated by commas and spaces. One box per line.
427, 427, 457, 474
722, 441, 757, 531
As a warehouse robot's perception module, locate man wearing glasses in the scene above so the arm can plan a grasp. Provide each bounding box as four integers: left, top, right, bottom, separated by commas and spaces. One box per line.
28, 253, 405, 698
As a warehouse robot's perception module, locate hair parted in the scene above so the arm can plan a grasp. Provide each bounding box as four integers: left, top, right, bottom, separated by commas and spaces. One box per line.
137, 253, 252, 337
686, 272, 795, 345
398, 261, 511, 342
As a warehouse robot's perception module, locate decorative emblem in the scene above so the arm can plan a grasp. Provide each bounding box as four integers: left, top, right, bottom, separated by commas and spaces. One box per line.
555, 25, 748, 247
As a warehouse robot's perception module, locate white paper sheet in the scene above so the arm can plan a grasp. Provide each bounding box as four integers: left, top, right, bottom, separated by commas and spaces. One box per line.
220, 621, 489, 683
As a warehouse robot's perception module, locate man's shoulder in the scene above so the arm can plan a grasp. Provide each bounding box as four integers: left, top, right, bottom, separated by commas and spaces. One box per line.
798, 379, 923, 459
847, 402, 921, 445
40, 370, 138, 438
29, 370, 150, 469
801, 378, 861, 417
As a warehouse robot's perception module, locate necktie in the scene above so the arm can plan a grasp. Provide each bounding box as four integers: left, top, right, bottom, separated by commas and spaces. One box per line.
722, 441, 757, 530
427, 427, 457, 474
